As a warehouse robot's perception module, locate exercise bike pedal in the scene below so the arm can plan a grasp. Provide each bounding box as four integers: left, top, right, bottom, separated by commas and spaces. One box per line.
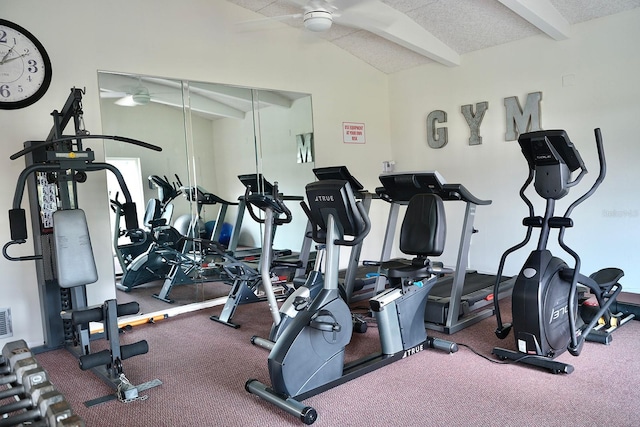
352, 314, 367, 334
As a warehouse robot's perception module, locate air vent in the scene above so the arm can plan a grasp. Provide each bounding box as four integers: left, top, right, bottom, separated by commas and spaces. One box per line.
0, 308, 13, 339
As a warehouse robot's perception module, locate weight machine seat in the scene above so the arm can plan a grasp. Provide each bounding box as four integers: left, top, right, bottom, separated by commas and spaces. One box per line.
142, 198, 162, 228
386, 193, 447, 279
52, 209, 98, 288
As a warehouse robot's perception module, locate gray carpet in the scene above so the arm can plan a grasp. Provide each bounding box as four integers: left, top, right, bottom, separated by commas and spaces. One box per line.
22, 296, 640, 426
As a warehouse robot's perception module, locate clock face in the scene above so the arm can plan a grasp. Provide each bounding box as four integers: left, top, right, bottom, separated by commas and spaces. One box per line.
0, 19, 52, 109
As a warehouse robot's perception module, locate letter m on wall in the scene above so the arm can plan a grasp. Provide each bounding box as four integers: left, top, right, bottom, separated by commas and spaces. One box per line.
504, 92, 542, 141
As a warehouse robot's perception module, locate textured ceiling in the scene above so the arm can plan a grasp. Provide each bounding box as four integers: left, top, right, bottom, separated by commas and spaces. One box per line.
228, 0, 640, 73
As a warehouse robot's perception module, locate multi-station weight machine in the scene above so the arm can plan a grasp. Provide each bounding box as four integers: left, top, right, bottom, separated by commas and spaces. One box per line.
3, 87, 162, 405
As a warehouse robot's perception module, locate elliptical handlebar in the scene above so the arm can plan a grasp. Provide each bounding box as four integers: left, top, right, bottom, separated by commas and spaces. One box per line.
493, 168, 535, 335
563, 128, 606, 219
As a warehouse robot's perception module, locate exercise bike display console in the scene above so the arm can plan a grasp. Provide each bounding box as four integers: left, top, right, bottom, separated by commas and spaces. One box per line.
492, 128, 633, 374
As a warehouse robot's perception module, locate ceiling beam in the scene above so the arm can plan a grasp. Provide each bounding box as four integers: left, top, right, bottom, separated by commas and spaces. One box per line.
339, 0, 460, 67
498, 0, 570, 40
191, 82, 293, 109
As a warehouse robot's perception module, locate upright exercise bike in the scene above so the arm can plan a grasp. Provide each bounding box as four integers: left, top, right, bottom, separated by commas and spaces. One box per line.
493, 128, 633, 374
246, 179, 457, 424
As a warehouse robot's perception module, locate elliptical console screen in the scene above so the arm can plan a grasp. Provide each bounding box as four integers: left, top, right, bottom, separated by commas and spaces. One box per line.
518, 130, 585, 172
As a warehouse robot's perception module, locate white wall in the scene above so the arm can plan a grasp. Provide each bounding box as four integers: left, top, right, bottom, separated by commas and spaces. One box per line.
0, 0, 390, 348
388, 10, 640, 291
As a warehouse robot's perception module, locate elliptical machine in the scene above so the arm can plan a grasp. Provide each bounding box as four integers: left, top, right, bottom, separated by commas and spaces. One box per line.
246, 179, 457, 424
493, 128, 633, 374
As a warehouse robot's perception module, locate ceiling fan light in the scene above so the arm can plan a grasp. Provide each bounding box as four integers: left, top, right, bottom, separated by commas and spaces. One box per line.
131, 92, 151, 105
303, 10, 332, 32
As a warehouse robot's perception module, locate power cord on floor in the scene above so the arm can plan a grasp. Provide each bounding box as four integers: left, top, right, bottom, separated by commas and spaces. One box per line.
456, 342, 541, 366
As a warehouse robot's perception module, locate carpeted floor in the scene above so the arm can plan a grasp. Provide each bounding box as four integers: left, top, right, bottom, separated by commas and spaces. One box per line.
19, 294, 640, 427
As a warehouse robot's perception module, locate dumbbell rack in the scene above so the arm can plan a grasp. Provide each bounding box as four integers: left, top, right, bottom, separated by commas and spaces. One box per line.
0, 340, 84, 426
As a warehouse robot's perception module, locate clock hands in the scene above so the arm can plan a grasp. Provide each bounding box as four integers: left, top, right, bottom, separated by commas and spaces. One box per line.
0, 52, 30, 65
0, 43, 16, 63
0, 44, 30, 65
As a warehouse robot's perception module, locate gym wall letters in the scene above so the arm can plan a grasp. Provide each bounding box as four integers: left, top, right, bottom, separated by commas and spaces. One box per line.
426, 91, 542, 148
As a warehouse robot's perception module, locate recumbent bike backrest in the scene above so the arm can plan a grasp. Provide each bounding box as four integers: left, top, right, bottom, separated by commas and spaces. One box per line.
400, 193, 446, 258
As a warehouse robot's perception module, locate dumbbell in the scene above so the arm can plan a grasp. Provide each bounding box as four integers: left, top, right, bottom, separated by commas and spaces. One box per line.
0, 389, 73, 427
0, 380, 57, 416
0, 340, 32, 376
55, 414, 86, 427
0, 357, 48, 388
0, 358, 50, 422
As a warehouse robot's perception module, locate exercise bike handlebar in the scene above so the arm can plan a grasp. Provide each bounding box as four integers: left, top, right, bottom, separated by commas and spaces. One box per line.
334, 201, 371, 247
244, 184, 293, 227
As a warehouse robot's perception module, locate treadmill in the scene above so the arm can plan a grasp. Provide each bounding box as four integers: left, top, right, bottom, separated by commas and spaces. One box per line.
376, 171, 514, 334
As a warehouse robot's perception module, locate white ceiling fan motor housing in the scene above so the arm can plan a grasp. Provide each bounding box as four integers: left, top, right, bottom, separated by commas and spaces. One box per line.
303, 10, 333, 32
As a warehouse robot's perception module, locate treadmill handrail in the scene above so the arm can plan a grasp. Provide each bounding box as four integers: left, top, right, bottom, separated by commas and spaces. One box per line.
441, 183, 491, 206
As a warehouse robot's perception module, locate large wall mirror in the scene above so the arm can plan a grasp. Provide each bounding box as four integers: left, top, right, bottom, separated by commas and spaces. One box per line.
97, 70, 315, 314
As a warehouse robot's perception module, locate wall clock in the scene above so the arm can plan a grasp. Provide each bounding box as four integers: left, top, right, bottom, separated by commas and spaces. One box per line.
0, 19, 52, 110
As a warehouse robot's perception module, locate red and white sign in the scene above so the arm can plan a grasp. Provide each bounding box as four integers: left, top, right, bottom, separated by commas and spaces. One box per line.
343, 122, 366, 144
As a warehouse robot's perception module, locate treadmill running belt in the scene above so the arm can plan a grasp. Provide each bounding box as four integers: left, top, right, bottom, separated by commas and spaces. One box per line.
429, 272, 511, 304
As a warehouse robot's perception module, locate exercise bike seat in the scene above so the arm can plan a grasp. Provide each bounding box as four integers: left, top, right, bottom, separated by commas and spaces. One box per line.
385, 193, 448, 280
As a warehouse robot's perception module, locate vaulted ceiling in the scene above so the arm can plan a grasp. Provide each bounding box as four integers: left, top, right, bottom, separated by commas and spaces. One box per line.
228, 0, 640, 73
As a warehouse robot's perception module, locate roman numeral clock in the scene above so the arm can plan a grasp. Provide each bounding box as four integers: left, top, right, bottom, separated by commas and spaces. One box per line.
0, 19, 52, 110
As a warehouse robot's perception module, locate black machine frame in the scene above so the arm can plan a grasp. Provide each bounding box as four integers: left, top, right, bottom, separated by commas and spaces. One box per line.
3, 87, 162, 401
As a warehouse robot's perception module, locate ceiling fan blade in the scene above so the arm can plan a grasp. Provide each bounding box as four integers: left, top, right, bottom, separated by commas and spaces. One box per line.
333, 0, 393, 30
334, 0, 460, 66
114, 95, 138, 107
236, 13, 303, 32
100, 90, 128, 99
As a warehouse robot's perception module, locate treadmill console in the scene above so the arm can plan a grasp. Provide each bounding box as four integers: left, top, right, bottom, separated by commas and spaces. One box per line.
313, 166, 365, 193
238, 173, 274, 195
377, 171, 446, 203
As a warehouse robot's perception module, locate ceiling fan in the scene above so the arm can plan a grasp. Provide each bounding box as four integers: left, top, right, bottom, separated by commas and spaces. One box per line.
241, 0, 388, 34
100, 82, 152, 107
238, 0, 461, 67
